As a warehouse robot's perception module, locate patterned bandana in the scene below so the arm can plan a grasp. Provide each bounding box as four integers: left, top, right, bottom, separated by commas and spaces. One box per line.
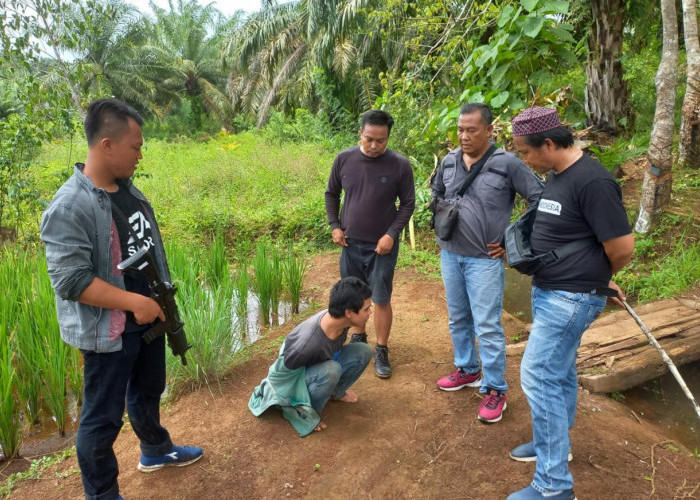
512, 106, 561, 136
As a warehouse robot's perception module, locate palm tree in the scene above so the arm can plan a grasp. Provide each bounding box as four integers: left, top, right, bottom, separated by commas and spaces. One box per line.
143, 0, 242, 129
227, 0, 395, 127
65, 0, 170, 118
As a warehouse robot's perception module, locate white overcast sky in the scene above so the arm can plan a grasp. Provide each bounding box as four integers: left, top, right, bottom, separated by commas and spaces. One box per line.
126, 0, 262, 16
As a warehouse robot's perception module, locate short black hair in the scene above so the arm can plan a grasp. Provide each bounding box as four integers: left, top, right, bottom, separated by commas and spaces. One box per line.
360, 109, 394, 133
328, 277, 372, 318
460, 103, 493, 126
521, 126, 574, 148
84, 98, 144, 147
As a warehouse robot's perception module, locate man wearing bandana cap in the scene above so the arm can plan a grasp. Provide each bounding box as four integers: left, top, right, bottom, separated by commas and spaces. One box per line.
507, 106, 634, 500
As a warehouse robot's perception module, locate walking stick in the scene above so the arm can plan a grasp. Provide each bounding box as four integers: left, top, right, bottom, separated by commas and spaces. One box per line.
622, 300, 700, 421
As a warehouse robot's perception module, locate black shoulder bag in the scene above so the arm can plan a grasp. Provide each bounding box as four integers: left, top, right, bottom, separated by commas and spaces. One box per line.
431, 145, 496, 241
504, 197, 597, 275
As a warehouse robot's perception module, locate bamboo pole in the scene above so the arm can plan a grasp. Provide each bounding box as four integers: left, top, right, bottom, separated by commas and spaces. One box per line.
622, 300, 700, 420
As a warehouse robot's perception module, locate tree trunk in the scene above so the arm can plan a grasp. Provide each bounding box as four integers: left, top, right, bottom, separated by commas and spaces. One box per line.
678, 0, 700, 169
635, 0, 678, 234
585, 0, 631, 134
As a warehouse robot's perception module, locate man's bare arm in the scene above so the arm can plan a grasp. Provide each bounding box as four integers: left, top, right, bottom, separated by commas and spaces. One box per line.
602, 233, 635, 275
78, 277, 165, 324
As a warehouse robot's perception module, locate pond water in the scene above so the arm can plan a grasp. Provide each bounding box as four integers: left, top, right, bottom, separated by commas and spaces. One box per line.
233, 291, 309, 349
503, 268, 533, 323
622, 361, 700, 451
501, 269, 699, 452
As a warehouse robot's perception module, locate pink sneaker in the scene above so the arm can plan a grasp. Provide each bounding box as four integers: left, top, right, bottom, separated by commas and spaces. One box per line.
478, 389, 507, 423
437, 368, 481, 391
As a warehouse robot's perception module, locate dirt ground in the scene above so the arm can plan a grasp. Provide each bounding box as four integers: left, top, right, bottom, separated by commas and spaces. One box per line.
7, 253, 700, 499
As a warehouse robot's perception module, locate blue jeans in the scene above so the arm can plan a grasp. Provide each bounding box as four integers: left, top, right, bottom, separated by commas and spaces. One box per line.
521, 286, 607, 493
305, 342, 372, 414
77, 331, 172, 500
440, 249, 507, 393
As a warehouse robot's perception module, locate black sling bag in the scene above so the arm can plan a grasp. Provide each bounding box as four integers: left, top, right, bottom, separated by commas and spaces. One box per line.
431, 145, 496, 241
504, 196, 596, 275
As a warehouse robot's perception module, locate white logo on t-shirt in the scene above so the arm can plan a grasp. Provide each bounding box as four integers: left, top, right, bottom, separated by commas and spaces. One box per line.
538, 199, 562, 216
127, 211, 151, 243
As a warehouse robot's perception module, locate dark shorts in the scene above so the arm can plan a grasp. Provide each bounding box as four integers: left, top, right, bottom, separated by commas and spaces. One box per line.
340, 238, 399, 304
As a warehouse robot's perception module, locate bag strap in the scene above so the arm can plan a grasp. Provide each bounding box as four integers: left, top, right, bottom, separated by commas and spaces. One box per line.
456, 144, 497, 198
109, 197, 143, 246
552, 237, 598, 260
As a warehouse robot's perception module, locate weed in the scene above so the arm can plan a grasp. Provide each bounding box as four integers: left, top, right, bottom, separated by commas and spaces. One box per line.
588, 136, 647, 174
283, 250, 308, 314
0, 322, 20, 462
610, 392, 626, 402
204, 230, 229, 287
252, 241, 274, 326
0, 447, 76, 496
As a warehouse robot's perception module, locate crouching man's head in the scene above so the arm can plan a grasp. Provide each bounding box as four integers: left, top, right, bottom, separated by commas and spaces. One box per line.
328, 277, 372, 329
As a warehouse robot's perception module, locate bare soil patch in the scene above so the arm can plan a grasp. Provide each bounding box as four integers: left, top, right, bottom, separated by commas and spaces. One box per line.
7, 253, 699, 499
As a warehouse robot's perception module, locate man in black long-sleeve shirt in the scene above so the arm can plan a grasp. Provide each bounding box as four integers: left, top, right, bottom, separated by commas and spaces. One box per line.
325, 110, 416, 379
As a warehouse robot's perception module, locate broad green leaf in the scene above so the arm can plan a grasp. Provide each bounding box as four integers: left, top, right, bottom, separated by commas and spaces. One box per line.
509, 98, 529, 110
548, 26, 575, 44
476, 46, 498, 67
523, 16, 546, 38
520, 0, 540, 12
498, 5, 515, 28
469, 92, 485, 103
489, 63, 511, 85
490, 91, 510, 108
541, 1, 570, 15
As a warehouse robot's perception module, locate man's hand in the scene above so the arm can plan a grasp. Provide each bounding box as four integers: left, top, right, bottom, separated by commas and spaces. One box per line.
487, 242, 505, 259
332, 228, 348, 247
607, 280, 626, 308
375, 234, 394, 255
131, 295, 166, 324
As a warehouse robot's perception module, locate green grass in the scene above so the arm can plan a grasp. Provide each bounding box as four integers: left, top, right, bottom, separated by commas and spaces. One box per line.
33, 131, 337, 248
165, 243, 239, 396
0, 321, 20, 461
0, 447, 77, 496
252, 240, 275, 326
283, 249, 308, 314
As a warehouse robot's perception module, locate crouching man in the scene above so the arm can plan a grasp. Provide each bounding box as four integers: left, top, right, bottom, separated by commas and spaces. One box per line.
249, 277, 373, 435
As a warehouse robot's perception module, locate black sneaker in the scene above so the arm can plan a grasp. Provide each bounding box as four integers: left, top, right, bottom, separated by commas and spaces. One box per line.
374, 345, 391, 379
350, 333, 368, 344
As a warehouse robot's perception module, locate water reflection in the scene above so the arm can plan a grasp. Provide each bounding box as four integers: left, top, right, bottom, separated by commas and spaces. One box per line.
503, 267, 532, 323
623, 361, 700, 451
232, 290, 309, 351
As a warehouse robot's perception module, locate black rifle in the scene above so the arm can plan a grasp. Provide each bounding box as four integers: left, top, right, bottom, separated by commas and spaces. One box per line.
117, 246, 192, 365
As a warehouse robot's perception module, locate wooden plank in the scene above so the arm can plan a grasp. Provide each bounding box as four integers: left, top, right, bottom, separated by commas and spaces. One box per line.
578, 325, 700, 370
579, 334, 700, 393
587, 299, 680, 328
580, 309, 700, 348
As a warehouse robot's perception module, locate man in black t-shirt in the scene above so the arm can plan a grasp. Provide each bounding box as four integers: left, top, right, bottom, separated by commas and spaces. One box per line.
506, 107, 634, 500
41, 99, 202, 500
325, 110, 416, 379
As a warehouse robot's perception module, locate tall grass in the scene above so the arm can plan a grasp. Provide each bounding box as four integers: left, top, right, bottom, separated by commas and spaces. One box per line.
269, 249, 283, 319
165, 242, 240, 395
204, 230, 229, 287
283, 251, 308, 314
0, 317, 20, 460
4, 250, 44, 427
34, 263, 68, 436
252, 241, 273, 325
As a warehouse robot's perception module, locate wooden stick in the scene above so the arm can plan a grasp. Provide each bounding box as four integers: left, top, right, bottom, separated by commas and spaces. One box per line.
622, 300, 700, 421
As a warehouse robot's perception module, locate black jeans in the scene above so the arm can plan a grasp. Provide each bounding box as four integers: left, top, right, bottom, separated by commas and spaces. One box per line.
77, 331, 172, 500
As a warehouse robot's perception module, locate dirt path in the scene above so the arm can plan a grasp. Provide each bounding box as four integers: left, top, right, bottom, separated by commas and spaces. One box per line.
9, 253, 699, 499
